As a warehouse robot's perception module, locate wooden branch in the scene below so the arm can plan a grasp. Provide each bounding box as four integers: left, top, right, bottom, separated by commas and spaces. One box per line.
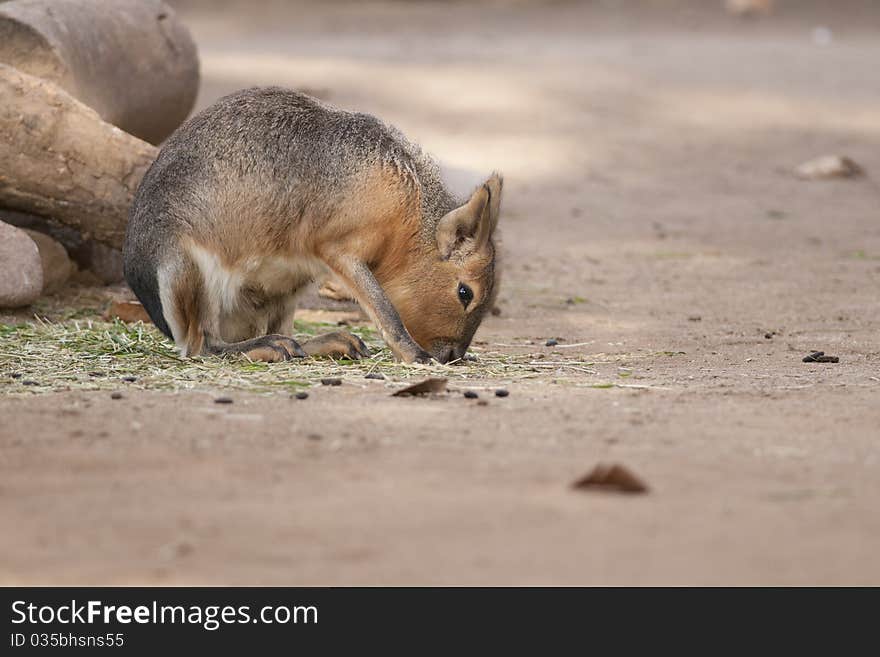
0, 64, 158, 249
0, 0, 199, 144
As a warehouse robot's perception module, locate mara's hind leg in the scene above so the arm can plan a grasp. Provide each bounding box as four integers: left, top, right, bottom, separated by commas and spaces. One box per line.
157, 252, 208, 357
158, 254, 306, 363
207, 296, 306, 362
265, 296, 370, 360
159, 258, 365, 363
206, 335, 306, 363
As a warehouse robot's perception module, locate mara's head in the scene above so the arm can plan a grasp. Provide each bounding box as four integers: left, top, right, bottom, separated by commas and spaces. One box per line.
387, 173, 503, 363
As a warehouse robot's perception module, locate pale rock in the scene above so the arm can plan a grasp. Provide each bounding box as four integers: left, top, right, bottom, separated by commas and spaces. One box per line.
795, 155, 864, 180
0, 220, 43, 307
23, 229, 74, 294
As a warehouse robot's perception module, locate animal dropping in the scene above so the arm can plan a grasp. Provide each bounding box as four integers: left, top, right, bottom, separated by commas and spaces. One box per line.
802, 351, 839, 363
124, 88, 503, 365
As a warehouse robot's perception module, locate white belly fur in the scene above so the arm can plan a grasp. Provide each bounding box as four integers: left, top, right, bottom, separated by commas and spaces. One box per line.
186, 242, 328, 343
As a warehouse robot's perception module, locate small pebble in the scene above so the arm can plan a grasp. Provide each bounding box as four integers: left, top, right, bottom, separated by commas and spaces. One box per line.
214, 396, 234, 404
321, 378, 342, 386
110, 392, 123, 400
364, 373, 385, 380
22, 380, 39, 386
463, 390, 479, 399
495, 389, 510, 398
764, 332, 774, 339
545, 339, 558, 347
295, 392, 309, 400
121, 376, 137, 383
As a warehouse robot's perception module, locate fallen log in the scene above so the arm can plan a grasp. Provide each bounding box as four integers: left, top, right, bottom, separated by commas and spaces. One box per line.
0, 0, 198, 144
0, 64, 158, 250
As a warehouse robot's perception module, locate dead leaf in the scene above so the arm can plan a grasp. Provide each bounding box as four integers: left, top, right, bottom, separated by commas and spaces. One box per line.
795, 155, 864, 180
392, 377, 448, 397
571, 463, 649, 494
107, 300, 151, 324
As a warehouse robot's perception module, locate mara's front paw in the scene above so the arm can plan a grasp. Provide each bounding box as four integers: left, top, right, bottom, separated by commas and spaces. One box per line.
302, 331, 370, 360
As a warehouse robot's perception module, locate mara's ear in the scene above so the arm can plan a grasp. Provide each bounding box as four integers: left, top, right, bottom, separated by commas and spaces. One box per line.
436, 173, 503, 259
475, 172, 503, 248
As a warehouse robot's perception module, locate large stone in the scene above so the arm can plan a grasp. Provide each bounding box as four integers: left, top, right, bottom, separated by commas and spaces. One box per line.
22, 229, 74, 294
0, 220, 42, 307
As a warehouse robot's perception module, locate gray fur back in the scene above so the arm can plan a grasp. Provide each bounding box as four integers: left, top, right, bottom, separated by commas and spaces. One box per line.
132, 87, 459, 239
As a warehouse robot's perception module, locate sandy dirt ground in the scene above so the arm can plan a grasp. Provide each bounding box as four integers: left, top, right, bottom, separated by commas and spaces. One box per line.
2, 1, 880, 585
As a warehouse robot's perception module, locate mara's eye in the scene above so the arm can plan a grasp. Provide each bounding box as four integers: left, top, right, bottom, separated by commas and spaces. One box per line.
457, 283, 474, 308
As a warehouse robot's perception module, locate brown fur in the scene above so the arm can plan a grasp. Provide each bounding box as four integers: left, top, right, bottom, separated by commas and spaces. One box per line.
170, 257, 205, 357
244, 346, 287, 363
125, 88, 502, 364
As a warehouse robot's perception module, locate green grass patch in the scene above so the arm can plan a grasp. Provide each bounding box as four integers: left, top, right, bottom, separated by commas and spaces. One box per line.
0, 315, 578, 395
